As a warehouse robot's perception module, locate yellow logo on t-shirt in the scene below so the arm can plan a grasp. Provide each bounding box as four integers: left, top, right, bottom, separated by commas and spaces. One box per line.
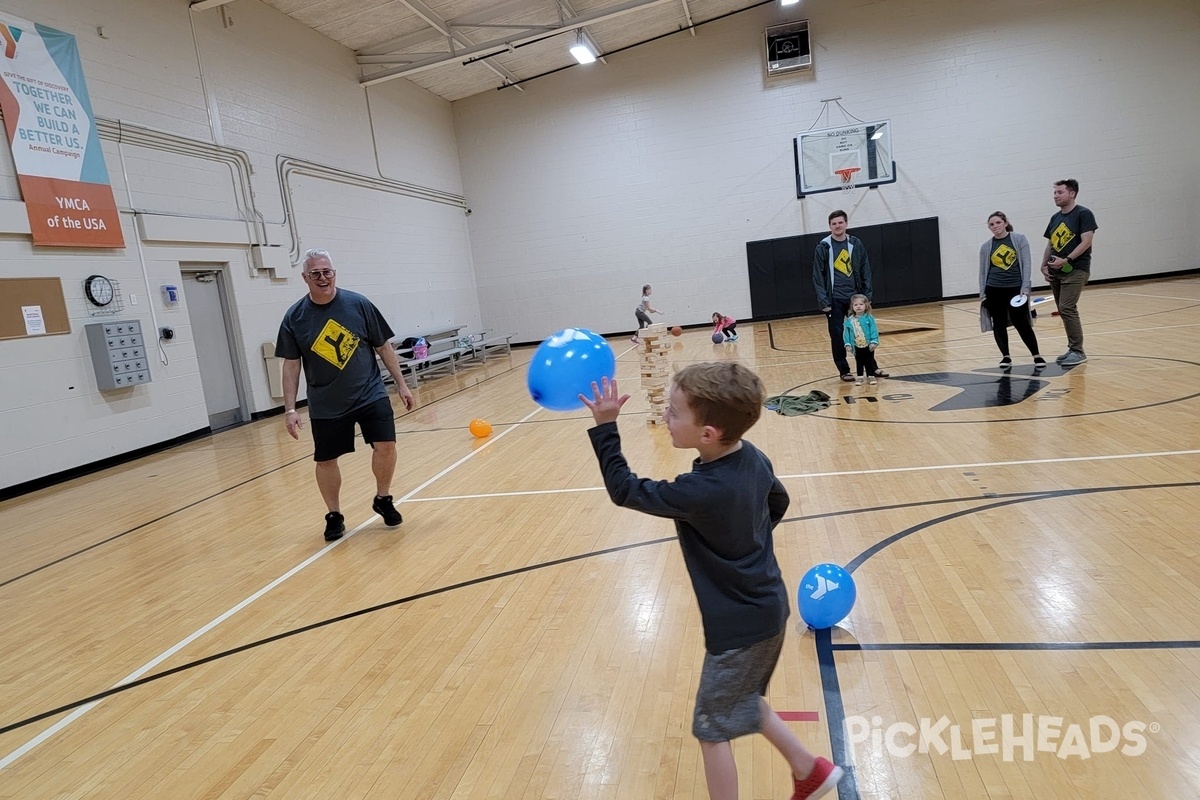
1050, 222, 1075, 252
991, 244, 1017, 270
851, 318, 867, 348
311, 319, 360, 369
834, 249, 853, 277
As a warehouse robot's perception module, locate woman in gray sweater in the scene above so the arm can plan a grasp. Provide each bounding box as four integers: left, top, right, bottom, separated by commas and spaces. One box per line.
979, 211, 1045, 370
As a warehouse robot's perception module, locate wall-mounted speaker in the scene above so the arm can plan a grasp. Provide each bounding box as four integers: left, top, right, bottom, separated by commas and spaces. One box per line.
765, 20, 811, 76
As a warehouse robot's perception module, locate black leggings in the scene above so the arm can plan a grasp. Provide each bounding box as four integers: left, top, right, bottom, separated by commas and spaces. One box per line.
635, 308, 653, 330
852, 346, 879, 377
719, 322, 737, 337
984, 285, 1040, 358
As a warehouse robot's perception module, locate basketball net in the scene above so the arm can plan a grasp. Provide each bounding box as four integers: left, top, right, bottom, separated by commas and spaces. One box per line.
835, 167, 860, 193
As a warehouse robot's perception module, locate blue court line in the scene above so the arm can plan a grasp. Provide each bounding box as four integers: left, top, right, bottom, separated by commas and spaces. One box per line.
816, 480, 1199, 800
815, 627, 859, 800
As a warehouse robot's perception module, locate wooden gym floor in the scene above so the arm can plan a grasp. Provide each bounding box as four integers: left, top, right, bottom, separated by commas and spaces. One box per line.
1, 276, 1198, 799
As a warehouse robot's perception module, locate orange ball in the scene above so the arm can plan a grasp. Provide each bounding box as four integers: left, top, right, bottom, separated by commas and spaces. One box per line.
671, 326, 682, 336
469, 418, 492, 438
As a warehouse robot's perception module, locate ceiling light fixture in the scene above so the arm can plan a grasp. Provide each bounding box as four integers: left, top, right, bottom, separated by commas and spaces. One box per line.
781, 0, 801, 6
570, 31, 596, 65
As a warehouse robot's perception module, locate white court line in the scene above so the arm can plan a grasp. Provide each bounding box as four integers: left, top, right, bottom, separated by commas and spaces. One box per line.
1111, 290, 1200, 301
776, 449, 1200, 481
406, 486, 607, 502
1093, 321, 1200, 336
0, 406, 542, 771
402, 448, 1200, 503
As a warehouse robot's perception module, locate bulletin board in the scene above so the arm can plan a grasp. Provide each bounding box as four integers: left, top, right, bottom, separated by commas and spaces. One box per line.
0, 278, 71, 340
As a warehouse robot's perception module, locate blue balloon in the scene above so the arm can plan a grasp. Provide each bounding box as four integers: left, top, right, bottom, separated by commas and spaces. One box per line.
527, 328, 617, 411
797, 563, 857, 629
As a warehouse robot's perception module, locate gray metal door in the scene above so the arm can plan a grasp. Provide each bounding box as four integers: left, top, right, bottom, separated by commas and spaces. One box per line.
181, 270, 244, 430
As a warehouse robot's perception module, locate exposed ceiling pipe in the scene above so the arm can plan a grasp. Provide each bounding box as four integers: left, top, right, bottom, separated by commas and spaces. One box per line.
275, 156, 467, 263
0, 112, 465, 265
95, 117, 263, 244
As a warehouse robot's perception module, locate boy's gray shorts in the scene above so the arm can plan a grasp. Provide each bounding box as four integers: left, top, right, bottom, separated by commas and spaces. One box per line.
692, 630, 785, 742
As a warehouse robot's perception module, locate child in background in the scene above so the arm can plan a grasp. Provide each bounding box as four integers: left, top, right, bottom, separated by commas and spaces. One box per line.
632, 284, 661, 343
712, 312, 738, 341
581, 363, 843, 800
842, 293, 880, 385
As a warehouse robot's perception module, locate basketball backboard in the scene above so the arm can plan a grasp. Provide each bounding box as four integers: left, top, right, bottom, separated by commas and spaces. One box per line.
794, 120, 895, 197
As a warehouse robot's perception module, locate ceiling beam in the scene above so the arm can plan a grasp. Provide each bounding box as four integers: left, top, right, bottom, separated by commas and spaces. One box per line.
558, 0, 608, 65
189, 0, 237, 10
679, 0, 696, 36
449, 0, 555, 30
361, 0, 673, 87
386, 0, 524, 91
397, 0, 453, 37
359, 29, 441, 58
357, 53, 446, 65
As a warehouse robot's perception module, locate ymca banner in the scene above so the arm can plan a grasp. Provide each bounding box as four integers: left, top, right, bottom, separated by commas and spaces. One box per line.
0, 12, 123, 247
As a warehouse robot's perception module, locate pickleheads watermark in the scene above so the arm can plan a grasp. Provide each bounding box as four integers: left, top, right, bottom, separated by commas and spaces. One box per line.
844, 714, 1157, 761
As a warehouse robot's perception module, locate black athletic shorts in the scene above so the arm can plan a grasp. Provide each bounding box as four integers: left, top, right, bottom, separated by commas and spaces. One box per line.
311, 396, 396, 462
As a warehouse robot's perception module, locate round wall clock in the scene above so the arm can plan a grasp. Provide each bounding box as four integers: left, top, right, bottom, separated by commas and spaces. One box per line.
84, 274, 115, 307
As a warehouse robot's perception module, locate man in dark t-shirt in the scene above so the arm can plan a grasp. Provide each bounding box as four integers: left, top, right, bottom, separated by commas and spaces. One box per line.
812, 210, 883, 381
276, 248, 414, 541
1040, 179, 1098, 366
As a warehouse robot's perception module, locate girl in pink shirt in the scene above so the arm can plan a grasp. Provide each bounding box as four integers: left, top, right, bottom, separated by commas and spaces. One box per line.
712, 313, 738, 342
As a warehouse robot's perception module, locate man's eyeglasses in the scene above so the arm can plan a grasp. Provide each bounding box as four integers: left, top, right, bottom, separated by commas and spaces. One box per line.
306, 269, 335, 279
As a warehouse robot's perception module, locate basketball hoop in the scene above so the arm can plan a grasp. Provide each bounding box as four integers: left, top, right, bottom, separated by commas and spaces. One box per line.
834, 167, 860, 192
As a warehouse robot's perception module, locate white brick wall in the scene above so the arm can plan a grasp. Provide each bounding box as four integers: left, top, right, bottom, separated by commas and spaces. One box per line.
0, 0, 473, 490
2, 0, 1198, 490
454, 0, 1200, 340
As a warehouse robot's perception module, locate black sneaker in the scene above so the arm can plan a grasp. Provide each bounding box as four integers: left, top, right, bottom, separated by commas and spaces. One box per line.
373, 494, 403, 527
324, 511, 345, 541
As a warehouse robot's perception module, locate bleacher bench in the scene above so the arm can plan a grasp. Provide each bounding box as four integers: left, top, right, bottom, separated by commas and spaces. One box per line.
386, 326, 469, 387
463, 330, 516, 362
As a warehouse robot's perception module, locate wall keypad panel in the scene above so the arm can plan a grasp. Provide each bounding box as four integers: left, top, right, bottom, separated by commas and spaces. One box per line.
85, 320, 152, 390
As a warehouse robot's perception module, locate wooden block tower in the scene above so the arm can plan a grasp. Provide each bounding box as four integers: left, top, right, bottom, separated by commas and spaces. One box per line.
638, 323, 670, 425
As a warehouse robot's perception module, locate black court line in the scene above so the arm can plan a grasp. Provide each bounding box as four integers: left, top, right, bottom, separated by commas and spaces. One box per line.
843, 481, 1196, 573
816, 480, 1200, 800
0, 358, 536, 589
6, 482, 1194, 750
0, 535, 675, 737
0, 486, 1092, 736
779, 354, 1200, 424
0, 460, 305, 589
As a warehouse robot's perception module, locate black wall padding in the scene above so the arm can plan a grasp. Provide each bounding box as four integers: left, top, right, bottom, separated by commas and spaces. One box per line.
747, 217, 942, 319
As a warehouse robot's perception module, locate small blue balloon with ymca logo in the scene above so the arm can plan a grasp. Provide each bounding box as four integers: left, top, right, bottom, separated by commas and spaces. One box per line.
798, 563, 857, 629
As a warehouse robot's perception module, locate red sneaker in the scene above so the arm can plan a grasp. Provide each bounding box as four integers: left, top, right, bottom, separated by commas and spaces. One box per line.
791, 757, 843, 800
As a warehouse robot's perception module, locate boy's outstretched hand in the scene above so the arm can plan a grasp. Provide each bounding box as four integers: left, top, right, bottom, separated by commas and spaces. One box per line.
580, 377, 630, 425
